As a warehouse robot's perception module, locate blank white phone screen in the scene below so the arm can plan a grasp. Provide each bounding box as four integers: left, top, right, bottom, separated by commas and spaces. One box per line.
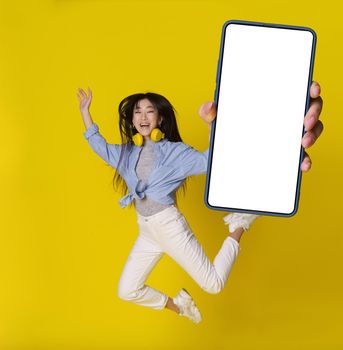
208, 24, 314, 215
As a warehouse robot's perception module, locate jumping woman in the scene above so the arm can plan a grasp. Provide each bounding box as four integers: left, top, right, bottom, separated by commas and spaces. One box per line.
77, 83, 322, 323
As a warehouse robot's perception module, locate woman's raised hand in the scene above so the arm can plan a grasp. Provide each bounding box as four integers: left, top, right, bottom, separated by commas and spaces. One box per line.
198, 101, 217, 127
77, 87, 92, 115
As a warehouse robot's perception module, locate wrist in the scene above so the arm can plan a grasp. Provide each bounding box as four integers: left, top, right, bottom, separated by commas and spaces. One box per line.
81, 109, 90, 117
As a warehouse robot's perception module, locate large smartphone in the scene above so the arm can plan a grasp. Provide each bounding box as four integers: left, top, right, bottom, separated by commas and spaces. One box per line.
204, 20, 317, 217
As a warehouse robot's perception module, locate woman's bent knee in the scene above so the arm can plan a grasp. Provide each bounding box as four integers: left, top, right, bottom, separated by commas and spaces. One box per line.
202, 280, 225, 295
117, 284, 140, 301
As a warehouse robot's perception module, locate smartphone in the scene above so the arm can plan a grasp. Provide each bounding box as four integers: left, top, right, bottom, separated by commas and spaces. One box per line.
204, 19, 317, 217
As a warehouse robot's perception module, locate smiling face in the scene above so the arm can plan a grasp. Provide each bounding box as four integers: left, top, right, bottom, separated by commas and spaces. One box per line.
132, 98, 163, 141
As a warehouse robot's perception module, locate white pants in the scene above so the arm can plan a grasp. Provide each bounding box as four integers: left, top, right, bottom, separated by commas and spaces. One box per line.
117, 205, 240, 310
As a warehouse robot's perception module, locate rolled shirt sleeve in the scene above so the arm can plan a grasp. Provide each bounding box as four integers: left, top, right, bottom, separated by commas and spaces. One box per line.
83, 123, 121, 169
180, 145, 209, 177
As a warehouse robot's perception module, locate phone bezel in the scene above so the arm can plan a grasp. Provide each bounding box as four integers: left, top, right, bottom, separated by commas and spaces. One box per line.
204, 19, 317, 217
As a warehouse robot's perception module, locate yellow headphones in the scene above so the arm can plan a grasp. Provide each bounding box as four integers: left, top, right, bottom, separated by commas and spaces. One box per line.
132, 128, 165, 147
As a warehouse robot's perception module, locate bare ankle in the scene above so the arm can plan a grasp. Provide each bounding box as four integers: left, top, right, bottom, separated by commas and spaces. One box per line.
229, 227, 245, 243
165, 297, 180, 314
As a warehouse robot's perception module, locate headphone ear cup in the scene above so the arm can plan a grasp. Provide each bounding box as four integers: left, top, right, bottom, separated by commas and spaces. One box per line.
132, 133, 143, 147
150, 128, 165, 142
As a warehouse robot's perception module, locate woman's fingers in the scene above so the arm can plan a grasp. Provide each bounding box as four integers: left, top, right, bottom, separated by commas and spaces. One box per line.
304, 95, 323, 132
87, 87, 92, 101
301, 150, 312, 172
77, 88, 92, 103
302, 120, 324, 148
299, 81, 324, 173
304, 81, 322, 132
198, 101, 217, 124
77, 87, 92, 115
79, 88, 87, 98
310, 81, 321, 99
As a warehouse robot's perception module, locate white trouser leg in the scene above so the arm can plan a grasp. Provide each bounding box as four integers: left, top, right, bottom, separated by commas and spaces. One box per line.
152, 207, 240, 294
117, 232, 168, 310
117, 205, 240, 312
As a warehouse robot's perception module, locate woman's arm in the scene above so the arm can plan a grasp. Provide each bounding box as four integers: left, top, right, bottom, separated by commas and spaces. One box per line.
198, 101, 215, 143
178, 102, 215, 177
82, 109, 94, 130
83, 123, 121, 168
78, 87, 121, 168
208, 123, 212, 142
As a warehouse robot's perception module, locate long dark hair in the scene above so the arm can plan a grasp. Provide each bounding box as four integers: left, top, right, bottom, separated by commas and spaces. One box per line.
112, 92, 188, 208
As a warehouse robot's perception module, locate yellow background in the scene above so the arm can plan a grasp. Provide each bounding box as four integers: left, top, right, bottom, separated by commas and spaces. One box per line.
0, 0, 341, 349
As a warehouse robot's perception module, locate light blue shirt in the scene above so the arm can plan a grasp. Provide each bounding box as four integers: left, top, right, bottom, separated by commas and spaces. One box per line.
83, 123, 209, 208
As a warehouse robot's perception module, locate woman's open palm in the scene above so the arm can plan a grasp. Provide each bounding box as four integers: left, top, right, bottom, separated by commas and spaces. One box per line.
77, 87, 92, 113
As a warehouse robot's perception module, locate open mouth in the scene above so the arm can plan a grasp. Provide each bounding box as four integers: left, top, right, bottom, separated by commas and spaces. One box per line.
140, 123, 150, 129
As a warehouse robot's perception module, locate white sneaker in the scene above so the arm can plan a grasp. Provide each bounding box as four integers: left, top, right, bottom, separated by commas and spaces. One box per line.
173, 288, 202, 324
223, 212, 260, 233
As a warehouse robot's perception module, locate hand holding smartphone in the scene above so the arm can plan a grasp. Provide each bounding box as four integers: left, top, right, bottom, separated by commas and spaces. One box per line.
205, 20, 317, 217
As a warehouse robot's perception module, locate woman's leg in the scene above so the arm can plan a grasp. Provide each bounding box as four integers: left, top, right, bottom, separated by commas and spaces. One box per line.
163, 227, 244, 313
117, 233, 169, 310
156, 213, 243, 295
165, 296, 181, 313
230, 227, 245, 243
